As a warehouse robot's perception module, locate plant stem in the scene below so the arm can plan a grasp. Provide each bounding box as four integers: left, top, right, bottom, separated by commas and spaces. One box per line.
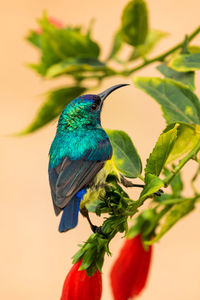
120, 26, 200, 76
83, 26, 200, 87
156, 205, 172, 219
138, 174, 145, 182
191, 165, 200, 194
164, 141, 200, 186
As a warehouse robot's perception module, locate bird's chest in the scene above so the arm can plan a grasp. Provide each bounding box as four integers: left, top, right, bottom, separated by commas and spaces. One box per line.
80, 159, 118, 208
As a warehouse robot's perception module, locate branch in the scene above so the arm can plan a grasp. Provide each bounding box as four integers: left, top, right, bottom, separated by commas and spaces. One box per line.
164, 141, 200, 186
120, 26, 200, 76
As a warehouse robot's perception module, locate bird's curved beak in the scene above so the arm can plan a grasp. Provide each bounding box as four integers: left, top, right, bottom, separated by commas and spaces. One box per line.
98, 83, 129, 102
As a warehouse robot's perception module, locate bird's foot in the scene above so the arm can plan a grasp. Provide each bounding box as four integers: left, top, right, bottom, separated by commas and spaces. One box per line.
90, 224, 100, 233
90, 225, 107, 238
154, 189, 164, 196
80, 207, 107, 237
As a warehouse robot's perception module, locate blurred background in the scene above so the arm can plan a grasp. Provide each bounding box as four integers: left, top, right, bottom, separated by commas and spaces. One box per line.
1, 0, 200, 299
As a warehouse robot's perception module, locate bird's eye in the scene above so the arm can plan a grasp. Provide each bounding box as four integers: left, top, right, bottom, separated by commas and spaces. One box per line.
91, 103, 98, 111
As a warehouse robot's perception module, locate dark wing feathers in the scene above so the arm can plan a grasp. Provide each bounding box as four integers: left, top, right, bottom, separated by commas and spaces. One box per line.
48, 167, 62, 216
49, 138, 112, 215
55, 159, 104, 208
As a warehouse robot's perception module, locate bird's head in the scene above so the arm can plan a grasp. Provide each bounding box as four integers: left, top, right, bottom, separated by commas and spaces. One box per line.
57, 84, 129, 131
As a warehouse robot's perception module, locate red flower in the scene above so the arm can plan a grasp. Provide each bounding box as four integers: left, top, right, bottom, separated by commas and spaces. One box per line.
110, 234, 152, 300
36, 17, 64, 34
60, 260, 102, 300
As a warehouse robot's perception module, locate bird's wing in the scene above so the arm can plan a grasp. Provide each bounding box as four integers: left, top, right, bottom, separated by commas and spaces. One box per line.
48, 138, 112, 214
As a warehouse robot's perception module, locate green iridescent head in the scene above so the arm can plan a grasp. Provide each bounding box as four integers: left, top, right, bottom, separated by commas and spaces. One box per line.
57, 84, 129, 131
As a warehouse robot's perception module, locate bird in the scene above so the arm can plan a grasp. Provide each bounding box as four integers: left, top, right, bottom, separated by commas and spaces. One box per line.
48, 84, 129, 233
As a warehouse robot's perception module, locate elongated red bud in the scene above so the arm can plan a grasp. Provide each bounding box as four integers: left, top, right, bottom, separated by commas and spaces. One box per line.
110, 234, 152, 300
61, 260, 102, 300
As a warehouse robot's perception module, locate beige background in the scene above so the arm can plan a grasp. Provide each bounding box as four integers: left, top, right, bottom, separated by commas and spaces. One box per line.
1, 0, 200, 299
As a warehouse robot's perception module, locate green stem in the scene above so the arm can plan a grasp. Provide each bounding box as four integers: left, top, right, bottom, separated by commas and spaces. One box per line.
78, 26, 200, 86
156, 205, 172, 219
191, 165, 200, 194
164, 141, 200, 186
120, 26, 200, 76
138, 174, 145, 182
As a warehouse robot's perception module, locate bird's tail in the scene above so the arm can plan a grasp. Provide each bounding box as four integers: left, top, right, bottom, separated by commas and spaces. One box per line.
58, 189, 86, 232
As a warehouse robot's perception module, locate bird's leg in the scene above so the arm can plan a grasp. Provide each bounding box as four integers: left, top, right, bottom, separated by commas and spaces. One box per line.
80, 207, 104, 235
120, 176, 164, 196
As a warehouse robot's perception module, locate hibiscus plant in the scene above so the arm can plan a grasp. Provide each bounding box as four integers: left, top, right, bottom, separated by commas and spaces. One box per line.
22, 0, 200, 299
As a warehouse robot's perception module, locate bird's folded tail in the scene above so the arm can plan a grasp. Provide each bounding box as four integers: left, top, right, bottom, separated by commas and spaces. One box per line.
59, 189, 86, 232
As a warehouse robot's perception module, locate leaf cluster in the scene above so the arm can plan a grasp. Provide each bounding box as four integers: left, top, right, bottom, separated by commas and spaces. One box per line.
23, 0, 170, 134
72, 233, 109, 276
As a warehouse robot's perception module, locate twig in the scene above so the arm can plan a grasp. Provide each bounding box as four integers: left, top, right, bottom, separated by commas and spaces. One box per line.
119, 26, 200, 76
164, 141, 200, 186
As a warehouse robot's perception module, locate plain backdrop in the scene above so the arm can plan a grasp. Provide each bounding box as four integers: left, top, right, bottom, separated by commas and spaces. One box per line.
1, 0, 200, 299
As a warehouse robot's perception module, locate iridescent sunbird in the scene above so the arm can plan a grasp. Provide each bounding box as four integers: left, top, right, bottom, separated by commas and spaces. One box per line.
48, 84, 129, 232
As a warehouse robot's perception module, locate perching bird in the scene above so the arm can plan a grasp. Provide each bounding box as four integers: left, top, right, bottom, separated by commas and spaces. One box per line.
48, 84, 129, 232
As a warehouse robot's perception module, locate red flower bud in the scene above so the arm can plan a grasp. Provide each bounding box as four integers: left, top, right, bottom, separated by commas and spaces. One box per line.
60, 260, 102, 300
36, 17, 64, 34
110, 234, 152, 300
48, 17, 63, 29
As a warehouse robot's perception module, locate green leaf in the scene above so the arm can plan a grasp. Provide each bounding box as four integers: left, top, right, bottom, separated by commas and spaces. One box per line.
154, 194, 185, 205
188, 46, 200, 54
106, 130, 142, 178
121, 0, 149, 46
157, 63, 195, 90
170, 173, 184, 197
129, 29, 168, 61
26, 30, 41, 48
19, 86, 86, 134
145, 125, 178, 176
169, 53, 200, 72
33, 14, 100, 76
78, 247, 96, 270
166, 123, 200, 163
28, 63, 46, 76
147, 198, 195, 244
46, 58, 114, 78
127, 222, 141, 239
102, 216, 127, 235
140, 173, 164, 201
133, 77, 200, 124
107, 30, 124, 60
